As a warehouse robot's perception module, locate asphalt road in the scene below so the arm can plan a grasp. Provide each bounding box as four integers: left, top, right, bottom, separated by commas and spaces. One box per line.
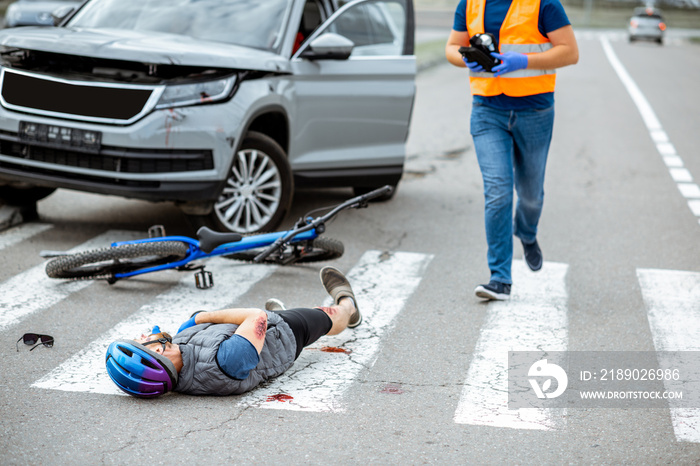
1, 30, 700, 464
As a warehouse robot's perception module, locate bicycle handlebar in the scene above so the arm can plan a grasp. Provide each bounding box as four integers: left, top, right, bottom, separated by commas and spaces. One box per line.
253, 185, 393, 262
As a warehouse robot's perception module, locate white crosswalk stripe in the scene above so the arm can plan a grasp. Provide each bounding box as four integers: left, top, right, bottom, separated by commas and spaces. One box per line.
637, 268, 700, 443
237, 250, 434, 412
0, 230, 137, 333
454, 261, 569, 430
0, 223, 52, 251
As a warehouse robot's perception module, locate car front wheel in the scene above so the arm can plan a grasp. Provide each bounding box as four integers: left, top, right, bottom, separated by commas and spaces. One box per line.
191, 131, 293, 234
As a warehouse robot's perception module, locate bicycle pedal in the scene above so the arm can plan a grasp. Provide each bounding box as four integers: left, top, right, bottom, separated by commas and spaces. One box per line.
194, 269, 214, 289
148, 225, 166, 238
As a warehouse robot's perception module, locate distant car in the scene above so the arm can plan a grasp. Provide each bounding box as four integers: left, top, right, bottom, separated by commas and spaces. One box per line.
0, 0, 416, 234
628, 6, 666, 44
3, 0, 83, 28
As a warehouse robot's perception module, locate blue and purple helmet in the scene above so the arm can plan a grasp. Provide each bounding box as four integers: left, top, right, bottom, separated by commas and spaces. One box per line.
105, 339, 178, 398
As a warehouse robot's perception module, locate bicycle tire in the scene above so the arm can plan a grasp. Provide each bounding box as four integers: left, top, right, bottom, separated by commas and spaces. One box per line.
225, 236, 344, 264
46, 241, 190, 280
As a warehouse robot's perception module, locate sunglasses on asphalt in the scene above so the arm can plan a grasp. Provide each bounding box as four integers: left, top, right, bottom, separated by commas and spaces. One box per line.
16, 333, 54, 352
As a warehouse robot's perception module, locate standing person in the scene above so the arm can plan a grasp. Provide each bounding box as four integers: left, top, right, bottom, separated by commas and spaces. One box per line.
105, 266, 360, 397
445, 0, 579, 300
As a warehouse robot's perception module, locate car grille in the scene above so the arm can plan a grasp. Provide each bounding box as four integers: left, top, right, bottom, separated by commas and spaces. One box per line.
0, 130, 214, 174
0, 68, 158, 125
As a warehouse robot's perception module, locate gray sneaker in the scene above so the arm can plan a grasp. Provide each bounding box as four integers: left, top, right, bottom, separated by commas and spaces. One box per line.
320, 266, 361, 328
264, 298, 286, 311
474, 281, 511, 301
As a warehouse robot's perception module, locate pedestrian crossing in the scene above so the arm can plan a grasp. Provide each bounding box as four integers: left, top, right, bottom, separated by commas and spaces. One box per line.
0, 222, 51, 251
454, 261, 569, 430
237, 250, 433, 412
0, 230, 138, 333
2, 225, 700, 442
637, 269, 700, 443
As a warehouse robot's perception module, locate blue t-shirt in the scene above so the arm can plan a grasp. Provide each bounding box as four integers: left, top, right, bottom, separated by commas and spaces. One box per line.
453, 0, 570, 109
216, 334, 260, 380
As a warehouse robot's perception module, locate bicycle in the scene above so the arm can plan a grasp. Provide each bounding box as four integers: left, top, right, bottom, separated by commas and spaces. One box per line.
42, 185, 393, 289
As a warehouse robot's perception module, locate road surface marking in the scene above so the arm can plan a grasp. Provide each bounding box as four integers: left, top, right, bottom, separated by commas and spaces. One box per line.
454, 261, 569, 430
237, 250, 434, 412
637, 268, 700, 443
33, 259, 276, 394
0, 230, 137, 332
601, 37, 700, 226
0, 223, 52, 251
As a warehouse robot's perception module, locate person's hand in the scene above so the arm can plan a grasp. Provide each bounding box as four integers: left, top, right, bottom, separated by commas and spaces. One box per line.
491, 52, 528, 77
177, 311, 204, 334
462, 56, 484, 73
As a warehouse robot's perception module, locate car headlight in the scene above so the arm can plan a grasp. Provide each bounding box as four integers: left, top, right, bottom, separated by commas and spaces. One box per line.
155, 75, 237, 110
5, 4, 22, 26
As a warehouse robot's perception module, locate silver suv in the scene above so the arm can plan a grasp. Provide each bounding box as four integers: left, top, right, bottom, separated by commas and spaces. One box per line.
0, 0, 416, 233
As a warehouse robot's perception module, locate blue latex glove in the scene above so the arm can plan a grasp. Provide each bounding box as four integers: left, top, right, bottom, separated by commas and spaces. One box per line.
177, 311, 204, 334
491, 51, 528, 77
462, 56, 484, 73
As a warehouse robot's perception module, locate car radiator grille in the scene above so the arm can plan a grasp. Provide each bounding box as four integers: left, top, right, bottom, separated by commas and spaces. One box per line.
0, 68, 156, 124
0, 130, 214, 174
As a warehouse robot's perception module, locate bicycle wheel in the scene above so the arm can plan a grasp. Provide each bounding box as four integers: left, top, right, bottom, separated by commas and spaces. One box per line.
225, 237, 344, 264
46, 241, 190, 280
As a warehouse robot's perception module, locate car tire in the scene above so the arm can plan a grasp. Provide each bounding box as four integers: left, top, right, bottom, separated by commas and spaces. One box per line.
353, 183, 398, 202
0, 186, 56, 206
189, 131, 293, 234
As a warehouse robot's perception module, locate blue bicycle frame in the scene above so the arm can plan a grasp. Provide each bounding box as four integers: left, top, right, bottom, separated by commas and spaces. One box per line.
110, 229, 319, 279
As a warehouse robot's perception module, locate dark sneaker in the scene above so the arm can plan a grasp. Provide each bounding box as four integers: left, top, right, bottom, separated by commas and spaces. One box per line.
475, 281, 511, 301
522, 239, 543, 272
265, 298, 286, 311
320, 266, 361, 328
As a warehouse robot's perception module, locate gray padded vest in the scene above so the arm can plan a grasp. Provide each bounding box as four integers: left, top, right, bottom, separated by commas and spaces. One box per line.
173, 311, 296, 396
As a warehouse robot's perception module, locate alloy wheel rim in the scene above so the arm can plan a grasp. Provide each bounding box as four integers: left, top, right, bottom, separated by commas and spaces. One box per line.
214, 148, 282, 233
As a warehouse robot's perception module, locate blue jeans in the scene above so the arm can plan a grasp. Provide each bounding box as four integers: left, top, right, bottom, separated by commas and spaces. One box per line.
470, 103, 555, 284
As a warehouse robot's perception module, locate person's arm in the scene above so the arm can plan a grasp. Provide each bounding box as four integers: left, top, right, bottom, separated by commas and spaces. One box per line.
525, 25, 579, 70
195, 308, 268, 354
445, 30, 471, 68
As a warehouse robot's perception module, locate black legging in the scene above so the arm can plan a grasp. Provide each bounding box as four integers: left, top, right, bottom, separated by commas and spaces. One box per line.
272, 308, 333, 360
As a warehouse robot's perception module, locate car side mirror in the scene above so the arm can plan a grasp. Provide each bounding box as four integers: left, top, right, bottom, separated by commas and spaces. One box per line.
51, 6, 76, 26
299, 33, 355, 60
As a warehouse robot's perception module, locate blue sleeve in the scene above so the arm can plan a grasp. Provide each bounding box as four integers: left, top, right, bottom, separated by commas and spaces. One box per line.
216, 334, 260, 380
453, 0, 468, 31
539, 0, 571, 35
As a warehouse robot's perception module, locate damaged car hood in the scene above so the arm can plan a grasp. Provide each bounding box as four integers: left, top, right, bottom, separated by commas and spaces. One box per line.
0, 27, 291, 73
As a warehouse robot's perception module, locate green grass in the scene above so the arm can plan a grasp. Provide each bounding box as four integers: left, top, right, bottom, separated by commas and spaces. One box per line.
416, 38, 449, 70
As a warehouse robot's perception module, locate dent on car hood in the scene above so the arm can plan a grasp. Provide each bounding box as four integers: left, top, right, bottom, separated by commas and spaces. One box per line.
0, 27, 291, 74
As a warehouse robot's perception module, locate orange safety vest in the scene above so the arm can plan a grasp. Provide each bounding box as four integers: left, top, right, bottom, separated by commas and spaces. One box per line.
466, 0, 556, 97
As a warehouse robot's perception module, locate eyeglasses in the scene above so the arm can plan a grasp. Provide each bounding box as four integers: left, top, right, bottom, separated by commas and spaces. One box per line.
16, 333, 54, 352
142, 332, 172, 353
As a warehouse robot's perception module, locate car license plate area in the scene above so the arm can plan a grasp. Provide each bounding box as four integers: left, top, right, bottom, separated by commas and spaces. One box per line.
19, 122, 102, 152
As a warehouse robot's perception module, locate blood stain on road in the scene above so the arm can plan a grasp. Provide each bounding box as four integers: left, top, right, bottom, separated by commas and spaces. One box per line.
320, 346, 352, 354
380, 384, 404, 395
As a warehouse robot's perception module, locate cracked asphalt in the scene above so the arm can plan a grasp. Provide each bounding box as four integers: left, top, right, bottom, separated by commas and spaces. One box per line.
2, 27, 700, 465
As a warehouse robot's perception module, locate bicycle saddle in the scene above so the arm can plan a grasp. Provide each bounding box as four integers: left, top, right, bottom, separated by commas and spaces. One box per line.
197, 227, 243, 254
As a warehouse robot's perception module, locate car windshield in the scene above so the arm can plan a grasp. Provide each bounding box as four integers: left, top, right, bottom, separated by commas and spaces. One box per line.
67, 0, 293, 51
